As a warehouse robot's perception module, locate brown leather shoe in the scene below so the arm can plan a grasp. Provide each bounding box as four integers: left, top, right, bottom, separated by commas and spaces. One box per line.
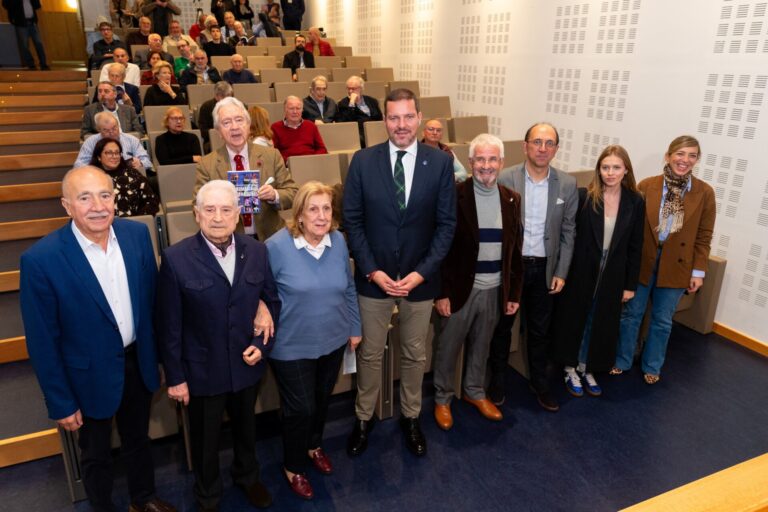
285, 472, 314, 500
128, 498, 177, 512
462, 396, 503, 421
310, 447, 333, 475
433, 403, 453, 430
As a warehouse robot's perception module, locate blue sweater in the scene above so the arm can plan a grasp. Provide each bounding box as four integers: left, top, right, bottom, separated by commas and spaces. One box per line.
265, 228, 362, 360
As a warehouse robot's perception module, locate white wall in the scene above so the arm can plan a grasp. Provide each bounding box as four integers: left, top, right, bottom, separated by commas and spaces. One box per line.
307, 0, 768, 344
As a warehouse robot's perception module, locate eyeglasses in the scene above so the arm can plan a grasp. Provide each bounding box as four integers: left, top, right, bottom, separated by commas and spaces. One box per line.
424, 127, 442, 132
527, 139, 558, 149
102, 150, 121, 157
168, 116, 185, 121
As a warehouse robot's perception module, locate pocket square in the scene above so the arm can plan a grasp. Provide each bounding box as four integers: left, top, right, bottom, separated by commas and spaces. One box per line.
556, 198, 565, 205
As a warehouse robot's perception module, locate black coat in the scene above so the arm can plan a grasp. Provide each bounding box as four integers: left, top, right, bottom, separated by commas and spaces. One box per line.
550, 186, 645, 371
3, 0, 41, 26
282, 50, 314, 74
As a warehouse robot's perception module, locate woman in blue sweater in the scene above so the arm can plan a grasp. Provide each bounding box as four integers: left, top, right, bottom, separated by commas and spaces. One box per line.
265, 181, 362, 500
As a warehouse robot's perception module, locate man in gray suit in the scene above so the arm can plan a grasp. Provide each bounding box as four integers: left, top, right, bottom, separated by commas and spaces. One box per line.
487, 122, 577, 412
80, 81, 144, 139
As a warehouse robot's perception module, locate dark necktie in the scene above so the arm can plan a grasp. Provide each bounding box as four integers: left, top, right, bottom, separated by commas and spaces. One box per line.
234, 154, 252, 228
213, 237, 231, 257
394, 150, 406, 211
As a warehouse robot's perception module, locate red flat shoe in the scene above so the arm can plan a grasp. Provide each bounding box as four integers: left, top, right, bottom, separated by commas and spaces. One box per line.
310, 448, 333, 475
285, 472, 313, 500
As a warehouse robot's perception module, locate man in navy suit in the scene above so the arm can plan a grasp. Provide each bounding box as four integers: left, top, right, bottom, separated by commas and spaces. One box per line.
156, 180, 280, 511
342, 88, 456, 457
20, 167, 174, 512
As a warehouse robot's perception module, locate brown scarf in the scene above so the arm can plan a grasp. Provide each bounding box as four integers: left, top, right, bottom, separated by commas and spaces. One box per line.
658, 164, 690, 235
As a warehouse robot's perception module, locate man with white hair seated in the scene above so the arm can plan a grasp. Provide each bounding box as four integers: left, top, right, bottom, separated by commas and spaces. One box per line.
94, 62, 142, 115
75, 112, 152, 172
193, 96, 297, 241
133, 33, 174, 69
99, 46, 141, 86
333, 75, 383, 147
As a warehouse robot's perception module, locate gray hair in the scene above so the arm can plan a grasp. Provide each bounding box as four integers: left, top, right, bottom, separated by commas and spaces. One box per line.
213, 80, 234, 100
346, 75, 364, 89
97, 81, 116, 92
212, 96, 250, 129
310, 75, 328, 89
283, 95, 302, 107
107, 62, 126, 77
94, 111, 118, 130
469, 133, 505, 159
195, 179, 239, 210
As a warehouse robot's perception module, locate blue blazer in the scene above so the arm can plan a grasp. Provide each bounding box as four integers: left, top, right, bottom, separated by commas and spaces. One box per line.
20, 219, 160, 421
155, 232, 280, 396
342, 141, 457, 301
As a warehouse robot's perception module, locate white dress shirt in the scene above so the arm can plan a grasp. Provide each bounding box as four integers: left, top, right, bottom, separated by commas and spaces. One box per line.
71, 223, 135, 347
522, 164, 550, 257
388, 139, 418, 206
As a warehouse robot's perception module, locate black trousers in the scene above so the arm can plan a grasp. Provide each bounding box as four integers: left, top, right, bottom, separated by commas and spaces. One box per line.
187, 385, 261, 510
488, 257, 553, 393
78, 346, 155, 512
269, 345, 345, 474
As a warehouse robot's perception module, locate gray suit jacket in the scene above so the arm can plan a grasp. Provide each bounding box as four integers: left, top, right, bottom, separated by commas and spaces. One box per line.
80, 102, 144, 139
497, 162, 578, 284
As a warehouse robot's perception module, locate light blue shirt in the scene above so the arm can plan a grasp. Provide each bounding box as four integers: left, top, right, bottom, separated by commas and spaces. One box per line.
522, 164, 550, 257
659, 177, 705, 277
74, 132, 152, 170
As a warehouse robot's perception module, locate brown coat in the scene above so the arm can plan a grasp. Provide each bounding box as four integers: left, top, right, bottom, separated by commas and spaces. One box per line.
194, 144, 298, 241
638, 175, 716, 289
439, 178, 523, 313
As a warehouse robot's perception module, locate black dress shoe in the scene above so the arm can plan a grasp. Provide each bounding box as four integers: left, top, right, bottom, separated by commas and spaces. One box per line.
529, 385, 559, 412
243, 481, 272, 508
399, 416, 427, 456
347, 419, 372, 457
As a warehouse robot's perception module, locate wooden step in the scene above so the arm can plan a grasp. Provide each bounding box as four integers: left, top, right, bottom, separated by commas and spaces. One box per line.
0, 336, 27, 364
0, 110, 83, 129
0, 82, 86, 95
0, 429, 61, 468
0, 270, 19, 293
0, 182, 61, 204
0, 70, 88, 83
0, 217, 69, 242
0, 152, 78, 172
0, 130, 80, 147
0, 95, 86, 111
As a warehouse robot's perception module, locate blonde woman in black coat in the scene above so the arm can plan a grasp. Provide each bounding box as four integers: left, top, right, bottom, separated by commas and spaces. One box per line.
550, 145, 644, 396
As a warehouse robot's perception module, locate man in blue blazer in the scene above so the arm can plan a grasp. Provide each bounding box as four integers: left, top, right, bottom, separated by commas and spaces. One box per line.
343, 88, 456, 458
156, 180, 280, 511
20, 167, 174, 512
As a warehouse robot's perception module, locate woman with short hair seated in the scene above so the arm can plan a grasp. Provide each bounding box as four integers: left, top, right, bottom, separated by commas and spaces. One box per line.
143, 61, 186, 106
89, 137, 160, 217
155, 106, 203, 165
265, 182, 361, 500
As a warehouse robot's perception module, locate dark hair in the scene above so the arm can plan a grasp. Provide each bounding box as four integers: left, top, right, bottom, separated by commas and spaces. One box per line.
147, 50, 163, 66
385, 88, 420, 115
89, 137, 129, 170
524, 122, 560, 146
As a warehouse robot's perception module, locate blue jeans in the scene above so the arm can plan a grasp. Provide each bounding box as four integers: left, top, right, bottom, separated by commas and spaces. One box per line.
14, 21, 48, 68
615, 257, 685, 375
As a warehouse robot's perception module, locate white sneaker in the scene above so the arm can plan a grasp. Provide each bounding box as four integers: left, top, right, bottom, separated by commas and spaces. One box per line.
564, 367, 583, 397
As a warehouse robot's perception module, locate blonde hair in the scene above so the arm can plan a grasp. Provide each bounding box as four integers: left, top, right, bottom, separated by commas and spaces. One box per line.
151, 60, 173, 77
286, 181, 338, 237
666, 135, 701, 158
587, 144, 638, 212
162, 106, 186, 130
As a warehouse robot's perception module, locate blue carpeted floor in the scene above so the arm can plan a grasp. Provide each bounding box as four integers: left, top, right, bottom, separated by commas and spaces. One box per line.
2, 324, 767, 511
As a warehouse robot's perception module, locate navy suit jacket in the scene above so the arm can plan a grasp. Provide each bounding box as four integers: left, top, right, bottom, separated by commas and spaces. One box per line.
155, 232, 280, 396
342, 141, 457, 301
20, 219, 160, 420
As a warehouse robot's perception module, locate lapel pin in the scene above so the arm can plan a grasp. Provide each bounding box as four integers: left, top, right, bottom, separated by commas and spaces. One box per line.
422, 160, 427, 165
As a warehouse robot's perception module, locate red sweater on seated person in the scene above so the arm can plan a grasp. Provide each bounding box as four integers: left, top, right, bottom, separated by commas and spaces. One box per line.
271, 119, 328, 162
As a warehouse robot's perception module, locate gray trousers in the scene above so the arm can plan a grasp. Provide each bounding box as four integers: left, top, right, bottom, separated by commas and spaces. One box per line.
355, 295, 434, 420
434, 287, 500, 404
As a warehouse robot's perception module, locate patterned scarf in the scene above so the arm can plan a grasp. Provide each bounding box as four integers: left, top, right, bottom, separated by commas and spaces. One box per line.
658, 164, 690, 235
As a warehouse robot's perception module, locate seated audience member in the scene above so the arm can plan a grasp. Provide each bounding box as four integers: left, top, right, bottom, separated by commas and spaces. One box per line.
228, 21, 254, 46
91, 21, 126, 69
282, 34, 314, 81
96, 62, 142, 114
140, 52, 178, 84
143, 61, 186, 106
332, 75, 382, 147
421, 119, 468, 182
134, 33, 174, 69
140, 0, 180, 37
268, 11, 281, 29
173, 40, 194, 78
304, 27, 334, 56
221, 11, 238, 40
223, 54, 258, 84
82, 81, 144, 139
75, 112, 152, 171
125, 16, 152, 54
264, 181, 361, 500
203, 25, 235, 57
193, 97, 298, 240
197, 81, 234, 151
197, 15, 219, 46
164, 19, 198, 53
271, 96, 328, 162
302, 75, 337, 124
252, 11, 280, 39
89, 137, 160, 217
249, 105, 274, 147
156, 179, 279, 511
234, 0, 255, 28
155, 107, 203, 165
189, 12, 208, 43
99, 47, 141, 86
179, 50, 223, 91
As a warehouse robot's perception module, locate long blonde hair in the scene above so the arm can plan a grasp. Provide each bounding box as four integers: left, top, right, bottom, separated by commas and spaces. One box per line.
587, 145, 638, 212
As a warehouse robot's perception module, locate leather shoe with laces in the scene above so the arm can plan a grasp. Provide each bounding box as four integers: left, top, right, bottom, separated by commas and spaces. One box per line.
462, 396, 503, 421
433, 403, 453, 430
347, 419, 373, 456
128, 498, 176, 512
285, 472, 314, 500
529, 384, 559, 412
400, 416, 427, 456
243, 481, 272, 508
310, 448, 333, 474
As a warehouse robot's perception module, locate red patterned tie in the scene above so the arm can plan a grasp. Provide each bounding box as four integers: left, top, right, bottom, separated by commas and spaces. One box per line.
234, 154, 252, 228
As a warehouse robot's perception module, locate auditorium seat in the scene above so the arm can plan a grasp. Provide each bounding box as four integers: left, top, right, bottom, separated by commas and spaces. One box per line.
156, 163, 196, 213
246, 55, 280, 72
233, 83, 273, 103
165, 210, 198, 245
389, 80, 420, 97
286, 153, 343, 186
364, 81, 388, 100
333, 46, 353, 57
236, 46, 267, 57
449, 116, 489, 143
250, 102, 284, 125
259, 68, 292, 86
317, 122, 361, 154
326, 81, 349, 101
332, 67, 363, 83
139, 84, 151, 104
210, 56, 232, 72
296, 67, 330, 82
185, 84, 215, 110
363, 121, 388, 147
364, 67, 395, 83
450, 143, 470, 172
130, 214, 161, 265
502, 140, 526, 166
315, 56, 343, 69
255, 37, 283, 47
345, 56, 372, 69
273, 81, 310, 102
419, 96, 452, 119
130, 44, 149, 58
266, 46, 292, 59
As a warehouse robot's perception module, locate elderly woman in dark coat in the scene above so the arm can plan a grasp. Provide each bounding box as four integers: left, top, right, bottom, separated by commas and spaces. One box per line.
550, 145, 644, 397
